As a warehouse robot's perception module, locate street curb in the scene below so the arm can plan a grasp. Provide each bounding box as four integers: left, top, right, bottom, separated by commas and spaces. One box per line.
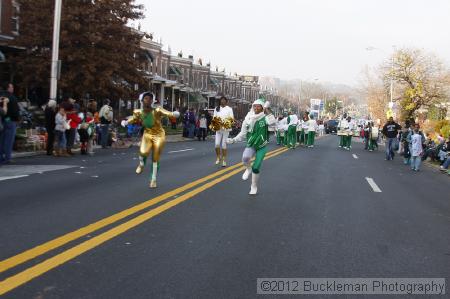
11, 135, 202, 159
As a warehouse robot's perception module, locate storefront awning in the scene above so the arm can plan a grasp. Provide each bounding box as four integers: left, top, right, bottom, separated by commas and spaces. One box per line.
169, 65, 182, 76
189, 93, 208, 104
151, 75, 167, 83
209, 77, 221, 87
139, 49, 154, 62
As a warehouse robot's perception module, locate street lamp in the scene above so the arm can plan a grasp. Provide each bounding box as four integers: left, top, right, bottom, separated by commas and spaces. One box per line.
50, 0, 62, 101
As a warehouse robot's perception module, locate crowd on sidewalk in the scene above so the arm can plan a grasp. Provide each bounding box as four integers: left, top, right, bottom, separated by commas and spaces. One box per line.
43, 98, 115, 157
362, 116, 450, 175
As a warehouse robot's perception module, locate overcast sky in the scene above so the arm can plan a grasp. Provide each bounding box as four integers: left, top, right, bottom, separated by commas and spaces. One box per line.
136, 0, 450, 86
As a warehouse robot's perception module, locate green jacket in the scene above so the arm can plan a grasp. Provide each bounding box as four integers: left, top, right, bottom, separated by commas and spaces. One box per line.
247, 116, 269, 150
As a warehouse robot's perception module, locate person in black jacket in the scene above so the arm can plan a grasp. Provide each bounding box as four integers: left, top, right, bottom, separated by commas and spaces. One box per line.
382, 117, 402, 161
44, 100, 57, 155
0, 83, 20, 164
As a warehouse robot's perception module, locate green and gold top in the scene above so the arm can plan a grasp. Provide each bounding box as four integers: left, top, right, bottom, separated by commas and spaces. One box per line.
128, 107, 174, 136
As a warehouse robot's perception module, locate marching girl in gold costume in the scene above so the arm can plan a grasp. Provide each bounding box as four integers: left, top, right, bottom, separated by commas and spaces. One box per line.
210, 96, 234, 167
122, 92, 180, 188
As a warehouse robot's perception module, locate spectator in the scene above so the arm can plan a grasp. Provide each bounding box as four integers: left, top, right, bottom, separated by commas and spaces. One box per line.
65, 100, 81, 155
421, 134, 437, 162
99, 99, 113, 148
197, 113, 208, 141
0, 96, 9, 135
185, 107, 196, 138
0, 83, 20, 164
78, 111, 95, 155
408, 124, 425, 172
382, 116, 402, 161
44, 100, 57, 156
169, 108, 178, 130
54, 106, 70, 157
318, 121, 325, 137
400, 126, 411, 165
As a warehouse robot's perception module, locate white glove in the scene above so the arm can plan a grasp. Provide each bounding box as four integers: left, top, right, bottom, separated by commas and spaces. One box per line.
121, 120, 128, 127
172, 111, 180, 118
226, 138, 235, 144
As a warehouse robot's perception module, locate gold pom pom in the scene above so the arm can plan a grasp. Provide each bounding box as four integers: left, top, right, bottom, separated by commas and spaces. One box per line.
209, 116, 222, 132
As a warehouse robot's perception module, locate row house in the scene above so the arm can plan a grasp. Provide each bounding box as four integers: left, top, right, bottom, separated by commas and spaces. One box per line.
138, 35, 284, 119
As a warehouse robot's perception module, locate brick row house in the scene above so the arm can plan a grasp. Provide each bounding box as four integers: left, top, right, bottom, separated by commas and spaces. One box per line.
138, 36, 283, 119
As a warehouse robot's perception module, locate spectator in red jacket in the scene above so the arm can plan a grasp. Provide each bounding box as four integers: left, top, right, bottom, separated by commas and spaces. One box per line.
65, 99, 81, 155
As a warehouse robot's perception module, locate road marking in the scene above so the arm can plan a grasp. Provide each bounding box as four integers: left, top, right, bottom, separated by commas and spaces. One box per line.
0, 146, 286, 275
365, 177, 382, 192
0, 147, 288, 295
352, 154, 358, 159
168, 148, 194, 154
0, 175, 29, 182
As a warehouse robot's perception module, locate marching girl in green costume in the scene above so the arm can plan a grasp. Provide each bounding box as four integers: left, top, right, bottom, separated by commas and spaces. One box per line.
227, 99, 276, 195
286, 110, 298, 149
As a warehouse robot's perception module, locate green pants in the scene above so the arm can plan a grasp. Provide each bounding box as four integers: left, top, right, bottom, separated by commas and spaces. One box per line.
242, 146, 267, 174
297, 131, 301, 144
300, 129, 306, 144
307, 131, 315, 146
344, 135, 352, 148
339, 136, 344, 147
288, 126, 297, 148
283, 132, 288, 146
276, 131, 282, 145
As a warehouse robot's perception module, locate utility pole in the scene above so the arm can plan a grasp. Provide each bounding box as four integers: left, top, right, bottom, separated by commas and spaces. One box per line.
50, 0, 62, 101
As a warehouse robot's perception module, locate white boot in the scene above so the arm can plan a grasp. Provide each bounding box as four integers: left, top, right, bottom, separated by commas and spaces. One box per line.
249, 172, 259, 195
136, 156, 145, 174
149, 162, 158, 188
242, 166, 251, 181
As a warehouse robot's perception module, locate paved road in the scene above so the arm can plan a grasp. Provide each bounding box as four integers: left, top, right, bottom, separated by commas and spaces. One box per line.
0, 135, 449, 298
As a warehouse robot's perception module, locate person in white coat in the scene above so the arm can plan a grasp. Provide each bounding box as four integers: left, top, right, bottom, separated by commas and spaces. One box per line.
338, 115, 348, 148
306, 114, 318, 147
213, 96, 234, 167
286, 110, 298, 149
227, 99, 276, 195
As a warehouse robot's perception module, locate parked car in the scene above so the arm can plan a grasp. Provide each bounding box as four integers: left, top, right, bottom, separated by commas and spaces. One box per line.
325, 119, 338, 134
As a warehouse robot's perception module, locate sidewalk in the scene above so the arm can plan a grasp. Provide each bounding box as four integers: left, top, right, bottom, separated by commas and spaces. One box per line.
12, 134, 197, 159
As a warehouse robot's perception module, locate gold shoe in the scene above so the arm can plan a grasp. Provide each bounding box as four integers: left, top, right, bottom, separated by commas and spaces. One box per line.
215, 158, 220, 165
149, 180, 157, 188
136, 165, 144, 174
222, 160, 227, 167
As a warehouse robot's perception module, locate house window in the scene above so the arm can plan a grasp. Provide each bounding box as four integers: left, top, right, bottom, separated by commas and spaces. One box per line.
11, 1, 20, 35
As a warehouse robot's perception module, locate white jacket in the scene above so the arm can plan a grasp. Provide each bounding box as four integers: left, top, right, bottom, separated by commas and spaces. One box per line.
307, 119, 317, 132
287, 114, 298, 127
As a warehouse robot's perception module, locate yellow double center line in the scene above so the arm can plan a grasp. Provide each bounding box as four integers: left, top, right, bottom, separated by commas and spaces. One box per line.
0, 146, 289, 295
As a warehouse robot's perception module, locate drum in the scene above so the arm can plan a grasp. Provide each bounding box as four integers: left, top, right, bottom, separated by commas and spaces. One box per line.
337, 130, 347, 136
370, 129, 379, 140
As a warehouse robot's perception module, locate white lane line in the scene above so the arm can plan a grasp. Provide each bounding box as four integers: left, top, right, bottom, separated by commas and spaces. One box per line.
0, 175, 29, 181
365, 177, 382, 192
168, 148, 194, 154
353, 154, 358, 159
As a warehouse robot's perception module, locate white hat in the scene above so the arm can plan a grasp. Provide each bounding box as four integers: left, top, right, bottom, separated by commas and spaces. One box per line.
252, 98, 265, 107
263, 101, 270, 108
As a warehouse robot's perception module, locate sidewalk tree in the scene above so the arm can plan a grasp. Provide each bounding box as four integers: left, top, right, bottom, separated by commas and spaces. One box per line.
14, 0, 147, 101
383, 48, 449, 122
